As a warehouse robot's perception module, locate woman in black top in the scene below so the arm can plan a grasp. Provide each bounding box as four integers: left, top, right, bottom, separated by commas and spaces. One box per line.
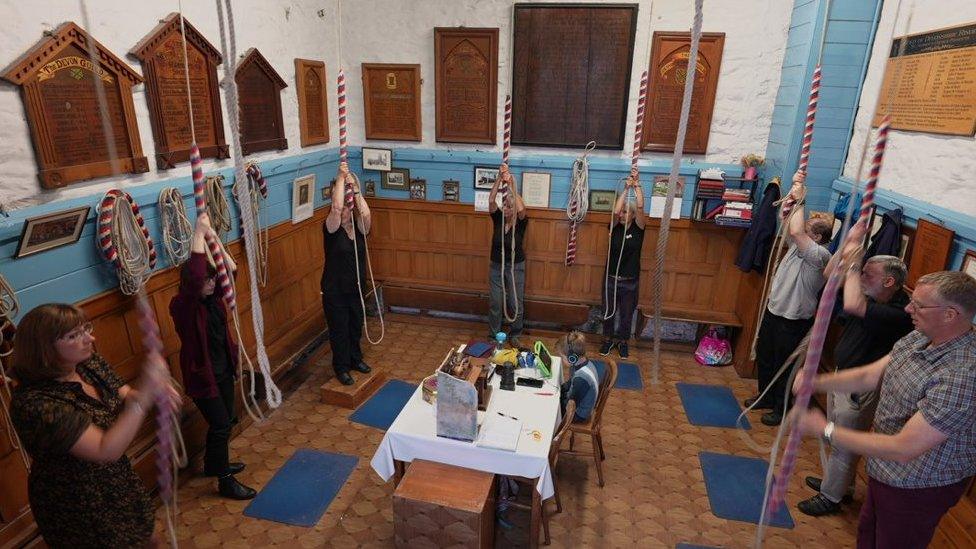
601, 172, 646, 358
322, 162, 373, 385
487, 164, 528, 346
9, 303, 180, 548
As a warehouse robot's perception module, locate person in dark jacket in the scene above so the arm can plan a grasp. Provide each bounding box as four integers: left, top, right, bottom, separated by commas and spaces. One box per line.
735, 178, 780, 273
169, 212, 256, 500
600, 171, 645, 359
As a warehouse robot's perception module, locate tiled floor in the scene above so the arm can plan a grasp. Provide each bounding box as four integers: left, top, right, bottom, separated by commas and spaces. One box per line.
156, 317, 858, 548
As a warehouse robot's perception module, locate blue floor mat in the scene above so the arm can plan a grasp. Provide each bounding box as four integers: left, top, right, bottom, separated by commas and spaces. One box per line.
591, 360, 644, 391
349, 379, 416, 430
699, 452, 794, 529
243, 448, 358, 527
676, 383, 750, 429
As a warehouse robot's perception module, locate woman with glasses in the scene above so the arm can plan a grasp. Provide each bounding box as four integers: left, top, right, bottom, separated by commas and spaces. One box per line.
169, 212, 256, 500
9, 303, 180, 548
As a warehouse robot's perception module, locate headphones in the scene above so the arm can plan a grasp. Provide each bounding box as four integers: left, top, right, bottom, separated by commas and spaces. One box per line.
567, 354, 579, 366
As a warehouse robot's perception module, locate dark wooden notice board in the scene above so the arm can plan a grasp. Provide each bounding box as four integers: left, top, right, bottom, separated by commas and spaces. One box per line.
642, 31, 725, 154
235, 48, 288, 155
2, 22, 149, 188
362, 63, 422, 141
130, 13, 229, 169
906, 218, 955, 288
434, 27, 499, 144
295, 58, 330, 147
511, 4, 637, 149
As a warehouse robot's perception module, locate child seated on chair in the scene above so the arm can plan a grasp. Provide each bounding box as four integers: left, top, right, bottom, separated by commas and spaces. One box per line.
556, 331, 602, 423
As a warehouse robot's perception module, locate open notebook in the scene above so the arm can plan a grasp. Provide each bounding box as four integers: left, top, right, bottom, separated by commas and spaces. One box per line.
476, 413, 521, 452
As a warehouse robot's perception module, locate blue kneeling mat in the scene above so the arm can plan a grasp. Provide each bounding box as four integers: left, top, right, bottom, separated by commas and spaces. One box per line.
699, 452, 794, 529
676, 383, 750, 429
590, 360, 644, 391
244, 448, 358, 527
349, 379, 416, 430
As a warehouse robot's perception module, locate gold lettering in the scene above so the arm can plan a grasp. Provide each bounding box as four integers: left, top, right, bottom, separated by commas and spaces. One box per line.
36, 56, 114, 83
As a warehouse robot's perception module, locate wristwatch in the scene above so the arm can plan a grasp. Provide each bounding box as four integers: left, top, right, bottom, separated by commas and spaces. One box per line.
822, 421, 835, 443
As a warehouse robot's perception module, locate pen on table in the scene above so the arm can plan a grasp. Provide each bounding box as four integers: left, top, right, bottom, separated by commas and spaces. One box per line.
497, 411, 519, 421
534, 392, 554, 396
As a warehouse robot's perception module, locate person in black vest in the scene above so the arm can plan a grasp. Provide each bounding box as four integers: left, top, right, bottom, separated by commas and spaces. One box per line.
321, 162, 373, 385
600, 171, 645, 359
487, 164, 528, 347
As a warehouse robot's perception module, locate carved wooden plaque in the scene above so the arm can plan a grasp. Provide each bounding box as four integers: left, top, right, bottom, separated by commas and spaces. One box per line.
642, 32, 725, 154
874, 22, 976, 136
512, 5, 637, 149
294, 58, 329, 147
1, 22, 149, 188
434, 27, 498, 144
235, 48, 288, 155
131, 13, 228, 169
362, 63, 422, 141
906, 219, 955, 288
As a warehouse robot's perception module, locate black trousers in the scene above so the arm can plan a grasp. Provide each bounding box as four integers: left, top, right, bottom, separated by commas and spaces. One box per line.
602, 276, 639, 340
193, 375, 236, 476
755, 311, 813, 414
322, 291, 364, 375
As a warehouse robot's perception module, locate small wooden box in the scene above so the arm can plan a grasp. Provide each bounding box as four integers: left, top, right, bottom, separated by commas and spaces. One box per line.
393, 460, 495, 548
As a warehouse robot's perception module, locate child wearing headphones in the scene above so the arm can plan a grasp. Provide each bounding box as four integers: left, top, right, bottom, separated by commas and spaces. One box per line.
556, 331, 602, 423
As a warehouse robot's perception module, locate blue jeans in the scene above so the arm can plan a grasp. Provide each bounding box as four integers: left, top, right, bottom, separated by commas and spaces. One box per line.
489, 261, 525, 338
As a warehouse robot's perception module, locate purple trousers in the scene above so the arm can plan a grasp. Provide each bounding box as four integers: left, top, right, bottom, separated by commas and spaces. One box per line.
857, 476, 970, 549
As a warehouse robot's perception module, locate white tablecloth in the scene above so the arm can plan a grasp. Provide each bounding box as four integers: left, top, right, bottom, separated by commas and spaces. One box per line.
371, 357, 563, 498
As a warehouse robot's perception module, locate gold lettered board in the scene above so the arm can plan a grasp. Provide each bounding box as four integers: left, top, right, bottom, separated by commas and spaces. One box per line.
2, 22, 149, 188
362, 63, 422, 141
434, 27, 499, 144
874, 22, 976, 136
905, 218, 955, 289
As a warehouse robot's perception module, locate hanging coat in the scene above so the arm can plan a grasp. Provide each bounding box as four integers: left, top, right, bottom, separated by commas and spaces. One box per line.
828, 192, 863, 254
735, 182, 780, 273
865, 208, 904, 260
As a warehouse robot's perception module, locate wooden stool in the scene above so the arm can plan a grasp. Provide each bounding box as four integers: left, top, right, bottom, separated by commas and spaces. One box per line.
393, 460, 495, 548
319, 370, 386, 408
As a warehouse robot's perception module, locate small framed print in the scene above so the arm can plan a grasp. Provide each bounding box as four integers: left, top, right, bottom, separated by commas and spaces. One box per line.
521, 172, 551, 208
474, 166, 499, 190
321, 180, 335, 201
292, 174, 315, 224
962, 249, 976, 282
16, 206, 90, 258
409, 179, 427, 200
589, 189, 616, 212
382, 167, 410, 190
362, 147, 392, 171
443, 180, 460, 202
364, 179, 376, 197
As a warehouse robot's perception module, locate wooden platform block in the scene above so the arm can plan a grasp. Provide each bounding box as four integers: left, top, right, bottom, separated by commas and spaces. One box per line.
320, 370, 387, 408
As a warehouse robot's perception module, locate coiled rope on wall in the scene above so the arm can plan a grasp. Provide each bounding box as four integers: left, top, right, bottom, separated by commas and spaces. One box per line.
0, 275, 30, 472
97, 189, 157, 296
158, 187, 193, 266
237, 163, 270, 287
564, 141, 595, 266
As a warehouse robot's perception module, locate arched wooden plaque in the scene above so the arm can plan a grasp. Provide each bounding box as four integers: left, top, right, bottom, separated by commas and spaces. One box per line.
295, 59, 330, 147
434, 28, 498, 144
235, 48, 288, 155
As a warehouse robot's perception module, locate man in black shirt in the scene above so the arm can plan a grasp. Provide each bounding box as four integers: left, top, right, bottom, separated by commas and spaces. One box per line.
487, 164, 528, 346
600, 172, 646, 358
798, 222, 913, 516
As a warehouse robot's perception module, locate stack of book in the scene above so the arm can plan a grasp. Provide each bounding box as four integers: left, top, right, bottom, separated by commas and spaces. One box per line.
721, 188, 751, 202
696, 179, 725, 199
715, 201, 753, 227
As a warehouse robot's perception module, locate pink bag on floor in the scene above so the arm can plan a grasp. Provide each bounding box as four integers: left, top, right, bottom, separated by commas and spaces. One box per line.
694, 326, 732, 366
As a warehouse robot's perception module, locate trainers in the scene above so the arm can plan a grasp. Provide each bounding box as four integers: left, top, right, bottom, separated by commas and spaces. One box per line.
599, 339, 615, 356
617, 340, 629, 358
797, 494, 841, 517
805, 476, 854, 503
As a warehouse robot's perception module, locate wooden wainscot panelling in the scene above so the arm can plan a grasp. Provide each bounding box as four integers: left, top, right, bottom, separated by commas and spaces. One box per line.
0, 208, 329, 547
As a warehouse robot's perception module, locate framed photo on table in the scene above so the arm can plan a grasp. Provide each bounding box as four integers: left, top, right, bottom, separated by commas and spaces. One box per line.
16, 206, 90, 258
962, 249, 976, 281
474, 166, 499, 190
362, 147, 392, 171
382, 168, 410, 190
589, 190, 616, 212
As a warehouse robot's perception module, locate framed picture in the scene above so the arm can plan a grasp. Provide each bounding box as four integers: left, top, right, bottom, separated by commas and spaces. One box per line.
364, 179, 376, 197
443, 180, 460, 202
521, 172, 551, 208
962, 249, 976, 281
589, 189, 616, 212
292, 174, 315, 224
321, 179, 335, 201
362, 147, 392, 171
16, 206, 90, 258
382, 167, 410, 190
474, 166, 499, 190
409, 179, 427, 200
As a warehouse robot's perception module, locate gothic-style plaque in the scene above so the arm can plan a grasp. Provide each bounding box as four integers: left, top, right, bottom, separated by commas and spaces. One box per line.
512, 5, 637, 149
294, 59, 330, 147
1, 22, 149, 188
362, 63, 422, 141
905, 219, 955, 288
235, 48, 288, 155
641, 32, 725, 154
434, 27, 498, 144
130, 13, 229, 169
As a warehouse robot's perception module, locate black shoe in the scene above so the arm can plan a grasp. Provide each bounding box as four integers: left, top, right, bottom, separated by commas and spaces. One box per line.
337, 371, 355, 386
351, 362, 371, 374
744, 396, 775, 410
599, 339, 615, 356
204, 462, 245, 477
218, 475, 257, 500
797, 494, 841, 517
805, 476, 854, 503
617, 341, 629, 358
761, 411, 783, 426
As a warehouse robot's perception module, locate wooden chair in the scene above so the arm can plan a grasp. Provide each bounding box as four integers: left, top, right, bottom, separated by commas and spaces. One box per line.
510, 401, 576, 546
560, 359, 617, 487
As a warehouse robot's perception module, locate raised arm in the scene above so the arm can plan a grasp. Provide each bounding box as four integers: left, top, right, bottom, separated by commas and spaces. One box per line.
632, 173, 646, 229
795, 353, 890, 396
351, 176, 372, 235
509, 173, 527, 220
787, 172, 815, 251
326, 163, 349, 233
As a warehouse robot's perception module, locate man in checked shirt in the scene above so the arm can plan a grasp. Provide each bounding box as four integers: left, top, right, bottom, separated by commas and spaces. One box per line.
793, 270, 976, 549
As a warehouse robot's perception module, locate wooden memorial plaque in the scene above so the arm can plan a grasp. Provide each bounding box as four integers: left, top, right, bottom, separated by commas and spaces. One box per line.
512, 4, 637, 149
294, 58, 330, 147
434, 27, 498, 144
874, 22, 976, 136
362, 63, 422, 141
130, 13, 229, 169
642, 32, 725, 154
2, 22, 149, 189
906, 218, 955, 288
235, 48, 288, 155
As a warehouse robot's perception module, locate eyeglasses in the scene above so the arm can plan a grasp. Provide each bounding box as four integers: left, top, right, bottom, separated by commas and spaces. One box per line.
59, 322, 94, 342
906, 299, 956, 313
